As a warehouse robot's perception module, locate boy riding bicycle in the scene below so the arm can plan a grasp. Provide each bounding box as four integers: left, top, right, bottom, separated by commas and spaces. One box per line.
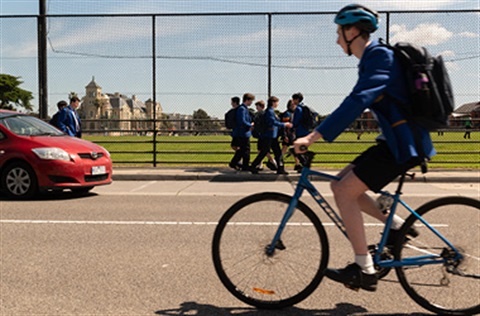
294, 4, 435, 291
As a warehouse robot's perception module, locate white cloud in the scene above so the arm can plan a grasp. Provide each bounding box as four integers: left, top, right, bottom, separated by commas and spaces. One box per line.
2, 41, 37, 58
439, 50, 455, 57
390, 23, 453, 46
47, 17, 201, 51
458, 31, 480, 38
362, 0, 461, 10
196, 20, 322, 48
445, 60, 459, 72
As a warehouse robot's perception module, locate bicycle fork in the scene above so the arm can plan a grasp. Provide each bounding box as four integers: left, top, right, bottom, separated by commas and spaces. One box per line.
265, 176, 347, 256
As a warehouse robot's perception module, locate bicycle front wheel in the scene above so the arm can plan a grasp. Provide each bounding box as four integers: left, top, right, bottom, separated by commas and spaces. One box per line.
212, 192, 329, 309
395, 196, 480, 315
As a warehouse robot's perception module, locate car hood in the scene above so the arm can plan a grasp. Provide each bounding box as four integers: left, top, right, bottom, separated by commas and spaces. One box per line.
23, 135, 107, 154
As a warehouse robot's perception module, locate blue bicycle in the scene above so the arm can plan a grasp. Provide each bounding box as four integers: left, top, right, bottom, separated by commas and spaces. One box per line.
212, 150, 480, 315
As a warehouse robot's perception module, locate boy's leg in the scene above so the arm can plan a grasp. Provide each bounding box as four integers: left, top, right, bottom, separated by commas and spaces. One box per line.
251, 138, 271, 171
271, 138, 286, 174
330, 170, 370, 255
326, 169, 377, 291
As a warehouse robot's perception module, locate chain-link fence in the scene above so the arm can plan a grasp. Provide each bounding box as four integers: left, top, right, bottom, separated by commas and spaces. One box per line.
1, 10, 479, 167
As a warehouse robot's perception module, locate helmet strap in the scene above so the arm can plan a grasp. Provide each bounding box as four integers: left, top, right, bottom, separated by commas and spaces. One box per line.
342, 27, 362, 56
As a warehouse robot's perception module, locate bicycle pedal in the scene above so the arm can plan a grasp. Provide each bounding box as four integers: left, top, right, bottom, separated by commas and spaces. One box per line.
344, 284, 360, 292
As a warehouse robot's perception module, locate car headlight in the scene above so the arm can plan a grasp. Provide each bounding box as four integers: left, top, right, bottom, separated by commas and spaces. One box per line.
32, 148, 71, 161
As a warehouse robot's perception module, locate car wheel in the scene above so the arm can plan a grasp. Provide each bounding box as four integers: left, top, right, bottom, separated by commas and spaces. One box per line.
1, 161, 38, 199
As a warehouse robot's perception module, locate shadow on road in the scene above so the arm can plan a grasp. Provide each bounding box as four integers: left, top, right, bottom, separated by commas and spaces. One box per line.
0, 190, 98, 201
155, 301, 431, 316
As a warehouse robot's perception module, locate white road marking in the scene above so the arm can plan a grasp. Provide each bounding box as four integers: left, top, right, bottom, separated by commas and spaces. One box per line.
0, 219, 447, 227
0, 219, 219, 225
130, 181, 158, 192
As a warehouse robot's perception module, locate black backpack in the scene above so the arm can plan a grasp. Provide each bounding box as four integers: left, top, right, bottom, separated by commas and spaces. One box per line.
381, 40, 454, 131
49, 112, 60, 128
252, 111, 266, 139
224, 107, 237, 129
300, 104, 317, 131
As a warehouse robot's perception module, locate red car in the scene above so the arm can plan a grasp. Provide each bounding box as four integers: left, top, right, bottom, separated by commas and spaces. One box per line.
0, 110, 112, 199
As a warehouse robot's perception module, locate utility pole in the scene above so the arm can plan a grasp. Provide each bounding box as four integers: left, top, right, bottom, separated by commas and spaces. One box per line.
38, 0, 48, 118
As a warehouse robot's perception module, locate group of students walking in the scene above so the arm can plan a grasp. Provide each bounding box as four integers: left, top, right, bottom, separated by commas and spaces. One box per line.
227, 92, 312, 175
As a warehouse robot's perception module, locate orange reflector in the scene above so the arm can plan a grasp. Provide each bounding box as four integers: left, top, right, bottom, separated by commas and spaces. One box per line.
253, 287, 275, 295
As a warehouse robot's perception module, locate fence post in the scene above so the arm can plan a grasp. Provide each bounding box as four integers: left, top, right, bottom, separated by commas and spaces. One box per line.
37, 0, 48, 119
267, 13, 272, 97
152, 15, 157, 167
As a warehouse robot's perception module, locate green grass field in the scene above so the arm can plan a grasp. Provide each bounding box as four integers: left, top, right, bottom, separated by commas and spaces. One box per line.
85, 131, 479, 169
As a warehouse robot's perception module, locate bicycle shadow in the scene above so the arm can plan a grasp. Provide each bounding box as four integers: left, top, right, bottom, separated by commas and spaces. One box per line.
0, 190, 98, 201
155, 301, 431, 316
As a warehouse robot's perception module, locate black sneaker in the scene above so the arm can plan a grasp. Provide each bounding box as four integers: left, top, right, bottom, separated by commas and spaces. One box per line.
229, 162, 241, 171
276, 169, 289, 175
266, 161, 278, 171
324, 263, 377, 292
385, 227, 419, 249
250, 166, 259, 174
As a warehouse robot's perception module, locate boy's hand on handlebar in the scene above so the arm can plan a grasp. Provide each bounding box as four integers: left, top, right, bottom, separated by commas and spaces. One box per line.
293, 138, 310, 153
294, 131, 322, 153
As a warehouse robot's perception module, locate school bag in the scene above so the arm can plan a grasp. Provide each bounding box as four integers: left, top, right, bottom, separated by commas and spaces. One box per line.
380, 40, 454, 131
252, 111, 267, 139
49, 112, 60, 129
300, 104, 318, 131
224, 107, 237, 129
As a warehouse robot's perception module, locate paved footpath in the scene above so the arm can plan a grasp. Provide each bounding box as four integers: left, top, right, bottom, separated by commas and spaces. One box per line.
112, 166, 480, 183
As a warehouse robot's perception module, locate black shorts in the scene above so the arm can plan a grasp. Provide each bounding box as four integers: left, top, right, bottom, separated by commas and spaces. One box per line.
281, 130, 295, 146
352, 141, 420, 193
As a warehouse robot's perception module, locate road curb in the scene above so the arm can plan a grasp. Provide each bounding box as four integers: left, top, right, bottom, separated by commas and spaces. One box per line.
111, 170, 479, 183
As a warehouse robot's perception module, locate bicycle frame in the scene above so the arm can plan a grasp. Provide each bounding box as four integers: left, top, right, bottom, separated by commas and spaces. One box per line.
266, 165, 464, 269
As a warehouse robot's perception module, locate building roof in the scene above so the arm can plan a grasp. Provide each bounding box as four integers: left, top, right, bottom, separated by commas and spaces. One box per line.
107, 95, 129, 109
85, 76, 101, 89
455, 101, 480, 114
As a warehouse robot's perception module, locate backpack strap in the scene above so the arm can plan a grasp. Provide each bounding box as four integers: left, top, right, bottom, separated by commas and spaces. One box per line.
376, 94, 429, 174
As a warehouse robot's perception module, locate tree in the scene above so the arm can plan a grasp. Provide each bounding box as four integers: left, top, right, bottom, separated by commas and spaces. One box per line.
192, 108, 219, 133
0, 74, 33, 111
68, 91, 79, 100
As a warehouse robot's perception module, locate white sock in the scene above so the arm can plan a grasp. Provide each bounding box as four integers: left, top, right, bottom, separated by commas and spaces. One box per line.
390, 215, 405, 230
355, 254, 376, 275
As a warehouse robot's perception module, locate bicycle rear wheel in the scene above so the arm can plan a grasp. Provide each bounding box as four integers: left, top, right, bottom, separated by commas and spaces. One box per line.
212, 192, 329, 309
395, 197, 480, 315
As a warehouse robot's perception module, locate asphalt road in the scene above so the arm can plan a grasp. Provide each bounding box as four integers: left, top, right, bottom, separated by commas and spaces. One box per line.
1, 180, 479, 315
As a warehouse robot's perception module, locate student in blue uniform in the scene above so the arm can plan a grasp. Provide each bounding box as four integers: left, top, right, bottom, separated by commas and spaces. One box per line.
250, 96, 292, 175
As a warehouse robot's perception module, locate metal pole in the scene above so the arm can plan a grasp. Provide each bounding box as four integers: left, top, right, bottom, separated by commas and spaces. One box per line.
385, 12, 390, 44
152, 16, 157, 167
37, 0, 48, 119
267, 13, 272, 97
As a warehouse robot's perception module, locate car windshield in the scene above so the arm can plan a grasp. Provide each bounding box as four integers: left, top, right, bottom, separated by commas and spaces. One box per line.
0, 115, 64, 136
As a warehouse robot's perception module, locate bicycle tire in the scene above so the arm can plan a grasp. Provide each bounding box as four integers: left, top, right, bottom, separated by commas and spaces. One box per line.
394, 196, 480, 315
212, 192, 329, 309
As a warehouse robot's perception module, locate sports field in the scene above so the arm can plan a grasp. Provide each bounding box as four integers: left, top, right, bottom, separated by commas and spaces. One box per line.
85, 131, 479, 169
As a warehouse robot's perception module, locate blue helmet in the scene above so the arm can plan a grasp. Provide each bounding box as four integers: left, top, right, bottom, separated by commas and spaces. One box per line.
334, 4, 379, 33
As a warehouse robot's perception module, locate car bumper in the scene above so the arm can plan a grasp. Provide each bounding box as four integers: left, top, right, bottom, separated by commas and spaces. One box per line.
34, 157, 112, 190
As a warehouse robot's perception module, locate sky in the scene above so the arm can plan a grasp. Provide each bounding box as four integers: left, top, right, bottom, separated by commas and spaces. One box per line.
0, 0, 479, 118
